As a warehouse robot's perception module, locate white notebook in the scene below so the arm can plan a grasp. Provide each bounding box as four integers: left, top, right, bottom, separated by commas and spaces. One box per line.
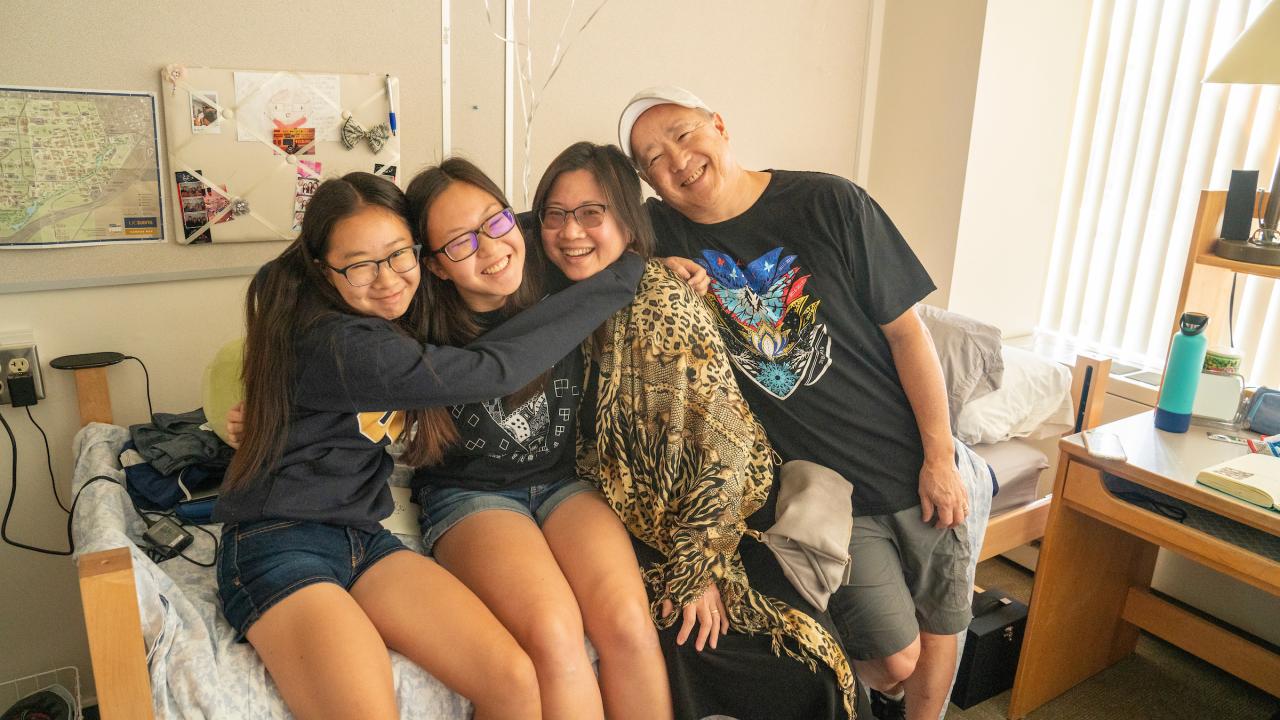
1196, 453, 1280, 511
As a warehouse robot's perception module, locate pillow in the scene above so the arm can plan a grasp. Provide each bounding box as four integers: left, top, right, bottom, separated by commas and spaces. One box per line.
955, 346, 1074, 445
915, 304, 1004, 424
202, 338, 245, 445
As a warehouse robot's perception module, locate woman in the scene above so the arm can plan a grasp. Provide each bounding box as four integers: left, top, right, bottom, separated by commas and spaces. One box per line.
404, 159, 673, 720
531, 142, 856, 720
213, 171, 642, 720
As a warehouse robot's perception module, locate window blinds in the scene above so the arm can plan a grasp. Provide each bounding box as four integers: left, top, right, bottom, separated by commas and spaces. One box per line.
1041, 0, 1280, 387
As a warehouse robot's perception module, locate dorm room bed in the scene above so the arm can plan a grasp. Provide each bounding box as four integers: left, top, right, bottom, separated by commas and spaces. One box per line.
68, 342, 1108, 719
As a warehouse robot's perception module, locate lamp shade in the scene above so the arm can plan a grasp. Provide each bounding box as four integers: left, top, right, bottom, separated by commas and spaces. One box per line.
1204, 1, 1280, 85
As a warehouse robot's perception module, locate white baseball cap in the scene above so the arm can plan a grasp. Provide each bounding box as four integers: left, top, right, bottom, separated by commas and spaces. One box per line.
617, 85, 711, 160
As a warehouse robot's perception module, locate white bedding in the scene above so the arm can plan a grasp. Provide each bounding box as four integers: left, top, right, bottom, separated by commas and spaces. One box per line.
71, 423, 472, 720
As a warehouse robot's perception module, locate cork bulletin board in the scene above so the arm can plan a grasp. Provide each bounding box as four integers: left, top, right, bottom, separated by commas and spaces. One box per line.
158, 66, 402, 245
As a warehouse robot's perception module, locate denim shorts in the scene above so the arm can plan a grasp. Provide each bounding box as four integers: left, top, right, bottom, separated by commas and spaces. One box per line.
417, 477, 596, 554
216, 519, 408, 641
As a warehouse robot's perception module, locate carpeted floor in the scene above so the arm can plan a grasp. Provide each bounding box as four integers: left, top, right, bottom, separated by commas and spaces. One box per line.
947, 557, 1279, 719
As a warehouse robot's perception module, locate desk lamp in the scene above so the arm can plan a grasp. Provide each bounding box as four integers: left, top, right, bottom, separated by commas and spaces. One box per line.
1205, 0, 1280, 265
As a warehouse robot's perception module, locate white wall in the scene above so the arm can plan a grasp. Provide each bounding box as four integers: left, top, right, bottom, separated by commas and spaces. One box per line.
863, 0, 988, 308
503, 0, 873, 209
948, 1, 1094, 332
0, 0, 877, 701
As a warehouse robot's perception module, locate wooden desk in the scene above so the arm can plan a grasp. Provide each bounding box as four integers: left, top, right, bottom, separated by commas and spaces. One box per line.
1008, 412, 1280, 718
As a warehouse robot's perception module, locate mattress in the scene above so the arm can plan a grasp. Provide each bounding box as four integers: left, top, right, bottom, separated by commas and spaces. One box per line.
971, 438, 1049, 516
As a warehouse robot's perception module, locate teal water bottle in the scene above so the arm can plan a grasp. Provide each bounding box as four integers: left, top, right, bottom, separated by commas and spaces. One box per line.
1155, 312, 1209, 433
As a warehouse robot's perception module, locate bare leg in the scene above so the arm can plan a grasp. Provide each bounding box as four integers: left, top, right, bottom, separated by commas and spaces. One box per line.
852, 636, 920, 693
902, 631, 956, 720
350, 550, 541, 720
436, 511, 605, 720
542, 492, 673, 720
245, 583, 398, 720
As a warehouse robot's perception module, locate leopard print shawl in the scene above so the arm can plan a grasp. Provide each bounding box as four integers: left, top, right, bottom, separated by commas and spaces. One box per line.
577, 259, 855, 718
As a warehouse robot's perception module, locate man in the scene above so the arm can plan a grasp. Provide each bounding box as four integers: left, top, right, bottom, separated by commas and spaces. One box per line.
618, 86, 992, 720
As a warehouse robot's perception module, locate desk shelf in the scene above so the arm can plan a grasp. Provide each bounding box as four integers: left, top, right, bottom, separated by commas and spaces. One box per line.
1171, 190, 1278, 370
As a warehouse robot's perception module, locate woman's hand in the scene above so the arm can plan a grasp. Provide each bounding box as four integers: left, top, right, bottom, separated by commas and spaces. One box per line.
661, 582, 729, 651
224, 402, 245, 449
661, 256, 710, 295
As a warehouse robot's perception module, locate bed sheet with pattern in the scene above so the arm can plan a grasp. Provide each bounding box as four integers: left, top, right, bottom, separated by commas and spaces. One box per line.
70, 423, 471, 720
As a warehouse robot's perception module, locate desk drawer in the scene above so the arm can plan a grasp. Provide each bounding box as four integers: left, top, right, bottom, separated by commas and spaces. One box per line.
1061, 461, 1280, 595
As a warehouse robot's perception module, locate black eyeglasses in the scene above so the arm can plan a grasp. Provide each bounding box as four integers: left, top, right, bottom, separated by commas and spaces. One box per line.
537, 203, 609, 231
321, 244, 422, 287
429, 208, 517, 262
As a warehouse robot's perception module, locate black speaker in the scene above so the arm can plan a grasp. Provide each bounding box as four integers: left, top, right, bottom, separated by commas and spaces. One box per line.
1222, 169, 1259, 241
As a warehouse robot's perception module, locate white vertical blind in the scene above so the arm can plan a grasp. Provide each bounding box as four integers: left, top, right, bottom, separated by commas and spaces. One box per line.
1041, 0, 1280, 388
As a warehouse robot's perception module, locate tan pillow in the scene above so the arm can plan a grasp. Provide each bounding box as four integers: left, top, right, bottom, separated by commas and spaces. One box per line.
202, 338, 245, 445
915, 304, 1004, 425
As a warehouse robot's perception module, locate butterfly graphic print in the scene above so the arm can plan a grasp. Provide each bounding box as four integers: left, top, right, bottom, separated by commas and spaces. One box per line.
696, 247, 832, 399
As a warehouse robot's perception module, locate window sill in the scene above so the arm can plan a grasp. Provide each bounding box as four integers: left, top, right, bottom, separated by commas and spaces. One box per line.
1004, 331, 1159, 408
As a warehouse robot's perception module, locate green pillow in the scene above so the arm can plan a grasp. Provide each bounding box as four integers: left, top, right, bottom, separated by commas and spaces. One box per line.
202, 338, 245, 445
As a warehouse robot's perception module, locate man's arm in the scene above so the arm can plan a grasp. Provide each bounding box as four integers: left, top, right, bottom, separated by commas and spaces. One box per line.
881, 305, 967, 529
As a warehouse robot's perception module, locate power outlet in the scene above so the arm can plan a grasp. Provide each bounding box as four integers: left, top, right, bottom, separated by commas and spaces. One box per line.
0, 332, 43, 406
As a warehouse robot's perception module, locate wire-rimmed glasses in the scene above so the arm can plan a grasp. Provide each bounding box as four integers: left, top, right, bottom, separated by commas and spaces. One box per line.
537, 203, 609, 231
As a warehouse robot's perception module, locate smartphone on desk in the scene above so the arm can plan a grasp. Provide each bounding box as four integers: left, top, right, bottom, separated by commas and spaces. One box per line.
1083, 430, 1127, 462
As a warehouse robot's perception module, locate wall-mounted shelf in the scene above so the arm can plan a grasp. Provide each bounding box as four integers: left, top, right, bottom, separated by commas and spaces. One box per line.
1168, 190, 1276, 387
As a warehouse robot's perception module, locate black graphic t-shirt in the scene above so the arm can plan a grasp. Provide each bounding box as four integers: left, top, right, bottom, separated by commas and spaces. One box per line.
649, 170, 936, 516
412, 312, 582, 494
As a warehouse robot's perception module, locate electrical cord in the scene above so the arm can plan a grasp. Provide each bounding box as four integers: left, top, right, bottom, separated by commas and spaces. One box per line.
123, 355, 155, 420
3, 404, 121, 556
0, 407, 72, 555
4, 406, 218, 567
1229, 272, 1238, 349
25, 406, 69, 513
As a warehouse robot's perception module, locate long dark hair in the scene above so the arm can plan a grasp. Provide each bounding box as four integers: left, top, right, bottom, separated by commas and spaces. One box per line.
224, 172, 438, 493
405, 157, 547, 465
532, 141, 657, 260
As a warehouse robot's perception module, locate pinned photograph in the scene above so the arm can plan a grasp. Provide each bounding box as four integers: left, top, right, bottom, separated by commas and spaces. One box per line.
174, 170, 213, 242
190, 91, 221, 134
203, 185, 233, 223
273, 127, 316, 155
293, 160, 322, 232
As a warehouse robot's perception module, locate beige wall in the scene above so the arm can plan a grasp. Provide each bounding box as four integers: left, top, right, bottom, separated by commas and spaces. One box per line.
948, 0, 1094, 333
0, 0, 877, 701
505, 0, 873, 209
864, 0, 988, 309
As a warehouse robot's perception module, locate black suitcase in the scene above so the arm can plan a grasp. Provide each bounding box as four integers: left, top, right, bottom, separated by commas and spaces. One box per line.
951, 587, 1028, 709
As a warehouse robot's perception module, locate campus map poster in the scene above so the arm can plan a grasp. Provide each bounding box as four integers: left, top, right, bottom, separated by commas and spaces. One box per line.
0, 86, 164, 248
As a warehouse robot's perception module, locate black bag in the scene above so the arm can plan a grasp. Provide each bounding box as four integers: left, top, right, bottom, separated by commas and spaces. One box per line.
951, 587, 1028, 709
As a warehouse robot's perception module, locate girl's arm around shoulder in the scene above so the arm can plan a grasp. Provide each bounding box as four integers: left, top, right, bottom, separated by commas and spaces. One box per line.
293, 254, 643, 413
479, 252, 643, 345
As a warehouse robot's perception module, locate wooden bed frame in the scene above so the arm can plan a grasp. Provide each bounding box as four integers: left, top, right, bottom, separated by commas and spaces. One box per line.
977, 354, 1110, 562
70, 354, 1109, 719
